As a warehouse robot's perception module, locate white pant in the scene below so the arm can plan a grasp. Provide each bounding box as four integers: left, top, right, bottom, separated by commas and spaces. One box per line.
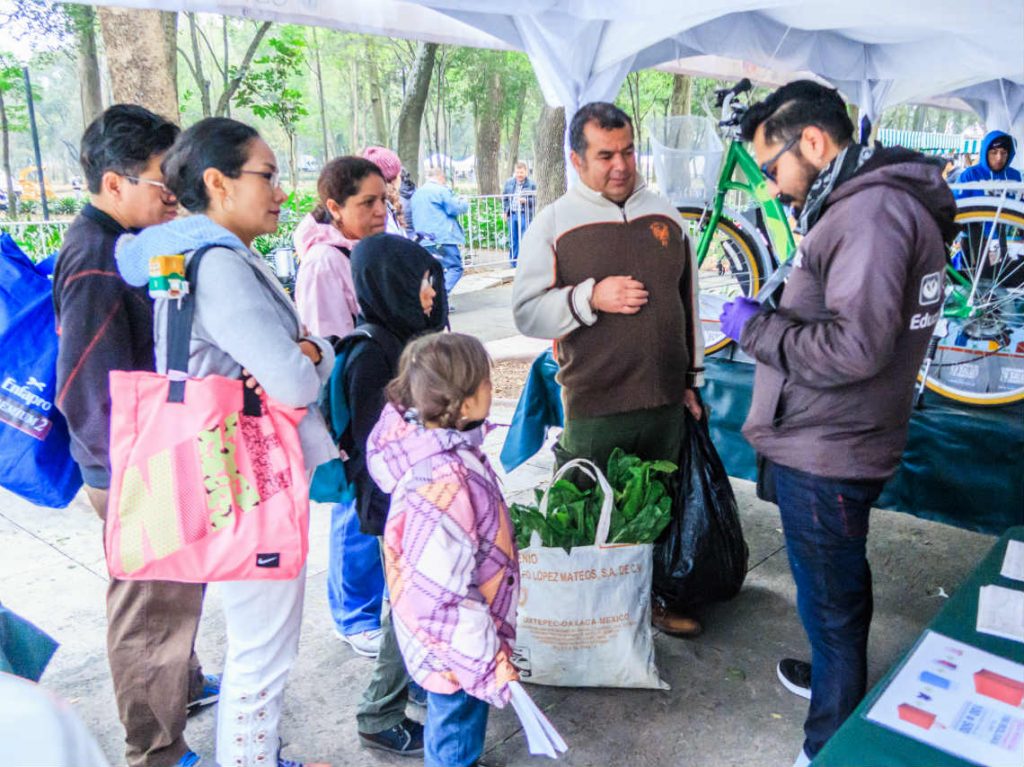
215, 568, 306, 767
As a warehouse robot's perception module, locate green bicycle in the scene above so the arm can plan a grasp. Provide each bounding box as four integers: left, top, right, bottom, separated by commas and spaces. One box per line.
661, 79, 1024, 406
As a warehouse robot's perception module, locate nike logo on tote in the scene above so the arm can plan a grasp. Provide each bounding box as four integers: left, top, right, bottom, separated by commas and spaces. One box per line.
256, 553, 280, 568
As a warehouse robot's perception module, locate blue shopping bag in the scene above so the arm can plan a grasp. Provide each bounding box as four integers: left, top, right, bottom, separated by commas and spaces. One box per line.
0, 233, 82, 507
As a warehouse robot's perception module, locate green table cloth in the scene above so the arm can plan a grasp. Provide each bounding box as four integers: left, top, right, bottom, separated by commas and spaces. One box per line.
813, 527, 1024, 766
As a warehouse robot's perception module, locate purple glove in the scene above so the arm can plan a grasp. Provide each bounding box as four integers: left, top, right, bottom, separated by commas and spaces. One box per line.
719, 296, 762, 342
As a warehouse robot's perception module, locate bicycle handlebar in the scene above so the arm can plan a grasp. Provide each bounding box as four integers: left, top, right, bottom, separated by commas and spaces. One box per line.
714, 78, 752, 108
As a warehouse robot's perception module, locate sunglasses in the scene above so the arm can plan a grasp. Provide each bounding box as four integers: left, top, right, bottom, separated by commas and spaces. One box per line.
760, 136, 800, 183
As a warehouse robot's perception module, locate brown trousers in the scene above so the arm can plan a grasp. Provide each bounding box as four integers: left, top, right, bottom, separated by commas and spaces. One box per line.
87, 486, 207, 767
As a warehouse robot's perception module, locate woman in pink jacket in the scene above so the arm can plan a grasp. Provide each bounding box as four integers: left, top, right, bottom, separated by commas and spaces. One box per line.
293, 156, 387, 343
293, 156, 390, 657
367, 333, 519, 767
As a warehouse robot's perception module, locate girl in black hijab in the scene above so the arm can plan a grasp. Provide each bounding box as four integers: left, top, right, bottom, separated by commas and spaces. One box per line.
340, 233, 447, 754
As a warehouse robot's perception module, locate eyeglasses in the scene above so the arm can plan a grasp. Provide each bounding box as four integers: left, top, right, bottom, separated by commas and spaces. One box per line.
759, 135, 800, 183
123, 175, 173, 195
240, 169, 281, 189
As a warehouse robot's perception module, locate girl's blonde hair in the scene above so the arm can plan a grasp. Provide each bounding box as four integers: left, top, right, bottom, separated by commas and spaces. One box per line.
387, 333, 491, 429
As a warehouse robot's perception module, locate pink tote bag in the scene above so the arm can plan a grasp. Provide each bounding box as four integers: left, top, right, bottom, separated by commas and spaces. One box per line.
105, 245, 310, 582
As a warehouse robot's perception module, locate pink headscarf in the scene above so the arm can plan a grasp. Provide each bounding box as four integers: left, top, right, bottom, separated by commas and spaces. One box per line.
363, 146, 402, 182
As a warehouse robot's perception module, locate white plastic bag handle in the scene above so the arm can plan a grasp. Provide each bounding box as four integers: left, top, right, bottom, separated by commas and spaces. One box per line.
537, 458, 615, 546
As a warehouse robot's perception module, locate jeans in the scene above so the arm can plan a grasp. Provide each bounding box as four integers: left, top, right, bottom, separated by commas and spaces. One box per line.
772, 462, 884, 759
429, 244, 464, 294
425, 690, 489, 767
508, 214, 529, 267
327, 500, 384, 635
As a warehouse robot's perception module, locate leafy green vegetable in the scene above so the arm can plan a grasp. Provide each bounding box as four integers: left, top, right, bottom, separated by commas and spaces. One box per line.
510, 449, 677, 552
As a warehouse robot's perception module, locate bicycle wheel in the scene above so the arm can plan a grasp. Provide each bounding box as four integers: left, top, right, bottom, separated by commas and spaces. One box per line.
678, 206, 768, 355
923, 200, 1024, 405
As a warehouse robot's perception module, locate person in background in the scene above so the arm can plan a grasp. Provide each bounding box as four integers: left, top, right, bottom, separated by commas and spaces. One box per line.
362, 146, 407, 235
293, 157, 387, 343
410, 166, 469, 295
293, 156, 391, 658
502, 161, 537, 267
953, 130, 1020, 199
52, 104, 217, 767
399, 168, 417, 238
367, 333, 519, 767
116, 116, 337, 767
339, 234, 448, 757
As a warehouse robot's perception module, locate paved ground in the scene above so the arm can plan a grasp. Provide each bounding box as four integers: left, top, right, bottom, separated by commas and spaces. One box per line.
0, 279, 997, 767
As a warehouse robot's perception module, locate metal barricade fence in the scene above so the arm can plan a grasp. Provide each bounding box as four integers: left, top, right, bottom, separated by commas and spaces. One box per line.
1, 193, 538, 269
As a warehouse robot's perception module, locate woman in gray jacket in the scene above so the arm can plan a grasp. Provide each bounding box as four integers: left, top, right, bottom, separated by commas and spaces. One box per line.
116, 118, 334, 767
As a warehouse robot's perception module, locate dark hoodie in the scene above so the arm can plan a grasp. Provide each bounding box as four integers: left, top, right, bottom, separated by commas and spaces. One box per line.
343, 233, 447, 534
955, 130, 1021, 200
740, 153, 957, 480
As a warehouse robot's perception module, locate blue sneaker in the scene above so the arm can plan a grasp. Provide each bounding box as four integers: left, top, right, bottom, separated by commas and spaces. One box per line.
177, 751, 201, 767
407, 680, 427, 708
187, 673, 221, 714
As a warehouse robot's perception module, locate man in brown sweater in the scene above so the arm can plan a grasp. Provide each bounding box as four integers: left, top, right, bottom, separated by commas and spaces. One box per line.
719, 81, 956, 766
512, 102, 705, 636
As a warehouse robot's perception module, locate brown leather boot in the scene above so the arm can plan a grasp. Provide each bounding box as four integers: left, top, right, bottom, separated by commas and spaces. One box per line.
651, 600, 702, 637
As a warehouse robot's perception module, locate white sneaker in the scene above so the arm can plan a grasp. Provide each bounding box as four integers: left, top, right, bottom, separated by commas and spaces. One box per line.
337, 627, 383, 658
791, 747, 811, 767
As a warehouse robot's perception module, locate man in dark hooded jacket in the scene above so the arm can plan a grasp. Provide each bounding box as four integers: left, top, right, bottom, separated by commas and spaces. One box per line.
718, 81, 957, 767
954, 129, 1021, 199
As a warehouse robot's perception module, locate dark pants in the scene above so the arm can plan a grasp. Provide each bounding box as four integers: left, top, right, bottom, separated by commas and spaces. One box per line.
771, 463, 884, 759
356, 538, 411, 734
86, 486, 207, 767
425, 689, 489, 767
554, 403, 686, 473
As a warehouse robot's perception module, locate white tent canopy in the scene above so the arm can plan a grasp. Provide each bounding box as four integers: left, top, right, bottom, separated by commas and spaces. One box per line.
69, 0, 1024, 136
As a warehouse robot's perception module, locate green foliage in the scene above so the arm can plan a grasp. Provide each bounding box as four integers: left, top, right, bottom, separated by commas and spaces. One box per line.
52, 196, 82, 216
16, 198, 36, 216
233, 31, 308, 128
509, 449, 677, 552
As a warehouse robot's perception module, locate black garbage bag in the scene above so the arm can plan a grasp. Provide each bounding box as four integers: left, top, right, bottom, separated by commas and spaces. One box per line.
652, 410, 748, 612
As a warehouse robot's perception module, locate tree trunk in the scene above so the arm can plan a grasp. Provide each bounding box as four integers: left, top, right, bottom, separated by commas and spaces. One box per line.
365, 40, 387, 145
288, 131, 298, 195
507, 95, 526, 176
474, 70, 503, 194
187, 13, 211, 117
222, 17, 230, 117
396, 42, 437, 184
350, 58, 360, 154
534, 104, 566, 210
310, 28, 331, 162
75, 6, 103, 127
670, 73, 692, 116
98, 8, 179, 122
214, 21, 271, 117
0, 90, 17, 219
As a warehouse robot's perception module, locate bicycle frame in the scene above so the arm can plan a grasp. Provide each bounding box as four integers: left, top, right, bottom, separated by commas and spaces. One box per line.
694, 137, 796, 269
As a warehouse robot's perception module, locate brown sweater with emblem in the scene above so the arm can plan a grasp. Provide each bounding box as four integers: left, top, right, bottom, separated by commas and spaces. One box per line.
512, 181, 703, 420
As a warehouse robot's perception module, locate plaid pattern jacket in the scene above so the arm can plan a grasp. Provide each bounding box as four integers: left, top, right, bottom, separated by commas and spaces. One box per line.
367, 404, 519, 706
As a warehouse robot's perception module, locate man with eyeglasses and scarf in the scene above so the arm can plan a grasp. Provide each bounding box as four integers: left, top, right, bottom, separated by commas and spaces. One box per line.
718, 81, 958, 767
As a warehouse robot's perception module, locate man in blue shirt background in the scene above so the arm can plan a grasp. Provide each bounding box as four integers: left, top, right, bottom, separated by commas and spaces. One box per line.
502, 161, 537, 267
410, 166, 469, 295
954, 130, 1021, 199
